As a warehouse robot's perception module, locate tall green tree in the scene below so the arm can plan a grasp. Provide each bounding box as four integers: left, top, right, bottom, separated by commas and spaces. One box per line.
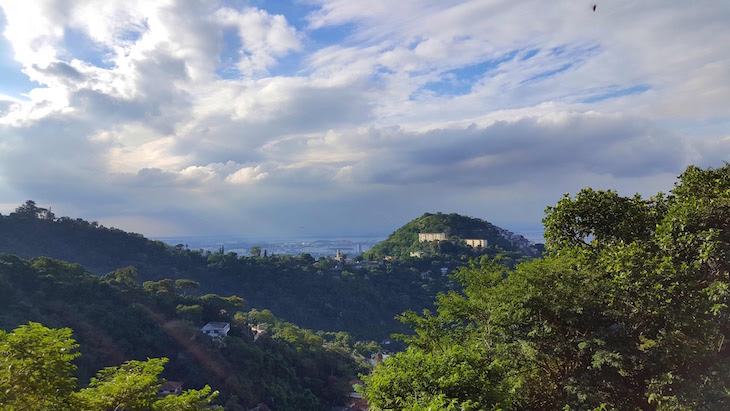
0, 322, 79, 411
74, 358, 218, 411
0, 323, 219, 411
175, 279, 201, 296
366, 165, 730, 411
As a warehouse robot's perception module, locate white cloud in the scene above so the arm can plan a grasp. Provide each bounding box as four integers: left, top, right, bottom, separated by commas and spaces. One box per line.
225, 165, 269, 185
215, 7, 302, 76
0, 0, 728, 237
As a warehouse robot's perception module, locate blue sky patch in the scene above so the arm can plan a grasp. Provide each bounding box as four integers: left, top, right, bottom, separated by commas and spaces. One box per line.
583, 85, 650, 103
0, 10, 37, 97
63, 28, 114, 69
249, 0, 314, 31
550, 45, 567, 56
219, 27, 243, 67
267, 52, 306, 77
306, 23, 357, 47
524, 63, 572, 83
521, 48, 540, 60
421, 50, 519, 97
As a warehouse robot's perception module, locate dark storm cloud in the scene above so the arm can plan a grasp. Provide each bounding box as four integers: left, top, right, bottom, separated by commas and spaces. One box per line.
351, 113, 688, 186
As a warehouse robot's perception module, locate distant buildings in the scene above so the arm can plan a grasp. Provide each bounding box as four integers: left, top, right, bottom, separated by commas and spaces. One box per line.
464, 239, 487, 248
201, 322, 230, 338
410, 250, 430, 258
418, 232, 447, 242
369, 352, 390, 367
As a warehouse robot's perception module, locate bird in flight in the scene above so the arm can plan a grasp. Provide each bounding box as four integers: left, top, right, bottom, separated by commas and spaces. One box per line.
593, 4, 597, 12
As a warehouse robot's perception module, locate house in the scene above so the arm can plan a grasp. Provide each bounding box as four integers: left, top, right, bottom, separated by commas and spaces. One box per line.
410, 250, 430, 258
349, 380, 365, 398
418, 232, 447, 242
201, 322, 230, 338
370, 352, 391, 367
158, 381, 183, 396
464, 239, 487, 248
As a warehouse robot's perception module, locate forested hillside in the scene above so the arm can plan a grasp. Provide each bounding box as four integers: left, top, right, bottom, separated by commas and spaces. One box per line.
0, 206, 455, 339
364, 212, 543, 260
0, 254, 368, 410
365, 165, 730, 410
0, 206, 544, 340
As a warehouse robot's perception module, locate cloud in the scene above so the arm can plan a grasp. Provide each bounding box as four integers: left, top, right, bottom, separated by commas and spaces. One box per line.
225, 165, 269, 184
0, 0, 728, 238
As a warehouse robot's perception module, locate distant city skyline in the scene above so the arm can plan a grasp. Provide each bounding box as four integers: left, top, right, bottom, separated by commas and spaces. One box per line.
1, 1, 728, 239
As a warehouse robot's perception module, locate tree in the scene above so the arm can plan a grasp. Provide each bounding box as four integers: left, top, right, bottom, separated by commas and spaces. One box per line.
0, 323, 220, 411
105, 266, 140, 288
74, 358, 219, 411
0, 322, 79, 411
366, 165, 730, 411
175, 279, 201, 296
143, 278, 176, 296
299, 253, 315, 265
250, 245, 262, 257
12, 200, 52, 220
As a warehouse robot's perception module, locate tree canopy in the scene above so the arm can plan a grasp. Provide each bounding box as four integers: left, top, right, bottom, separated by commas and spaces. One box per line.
0, 254, 368, 410
0, 323, 218, 411
365, 164, 730, 410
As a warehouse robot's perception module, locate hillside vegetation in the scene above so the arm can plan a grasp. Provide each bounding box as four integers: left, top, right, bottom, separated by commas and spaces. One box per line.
0, 254, 368, 410
0, 207, 455, 339
364, 212, 543, 260
365, 165, 730, 410
0, 205, 543, 340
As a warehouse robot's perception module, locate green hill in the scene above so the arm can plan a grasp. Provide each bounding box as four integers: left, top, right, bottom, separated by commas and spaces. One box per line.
0, 253, 367, 410
364, 212, 543, 260
0, 202, 456, 340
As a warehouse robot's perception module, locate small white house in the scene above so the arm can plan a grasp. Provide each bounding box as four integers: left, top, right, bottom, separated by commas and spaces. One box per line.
201, 322, 230, 338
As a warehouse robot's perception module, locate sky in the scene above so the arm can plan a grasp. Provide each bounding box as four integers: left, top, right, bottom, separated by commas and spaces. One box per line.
0, 0, 728, 240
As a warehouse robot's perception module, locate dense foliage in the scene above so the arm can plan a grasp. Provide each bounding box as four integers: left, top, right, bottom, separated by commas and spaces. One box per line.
0, 255, 368, 410
0, 207, 496, 340
365, 165, 730, 410
0, 323, 218, 411
364, 212, 542, 260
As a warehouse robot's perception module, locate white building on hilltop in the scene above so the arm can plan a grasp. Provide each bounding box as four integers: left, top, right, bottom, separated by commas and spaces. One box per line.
464, 239, 487, 248
418, 232, 446, 242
